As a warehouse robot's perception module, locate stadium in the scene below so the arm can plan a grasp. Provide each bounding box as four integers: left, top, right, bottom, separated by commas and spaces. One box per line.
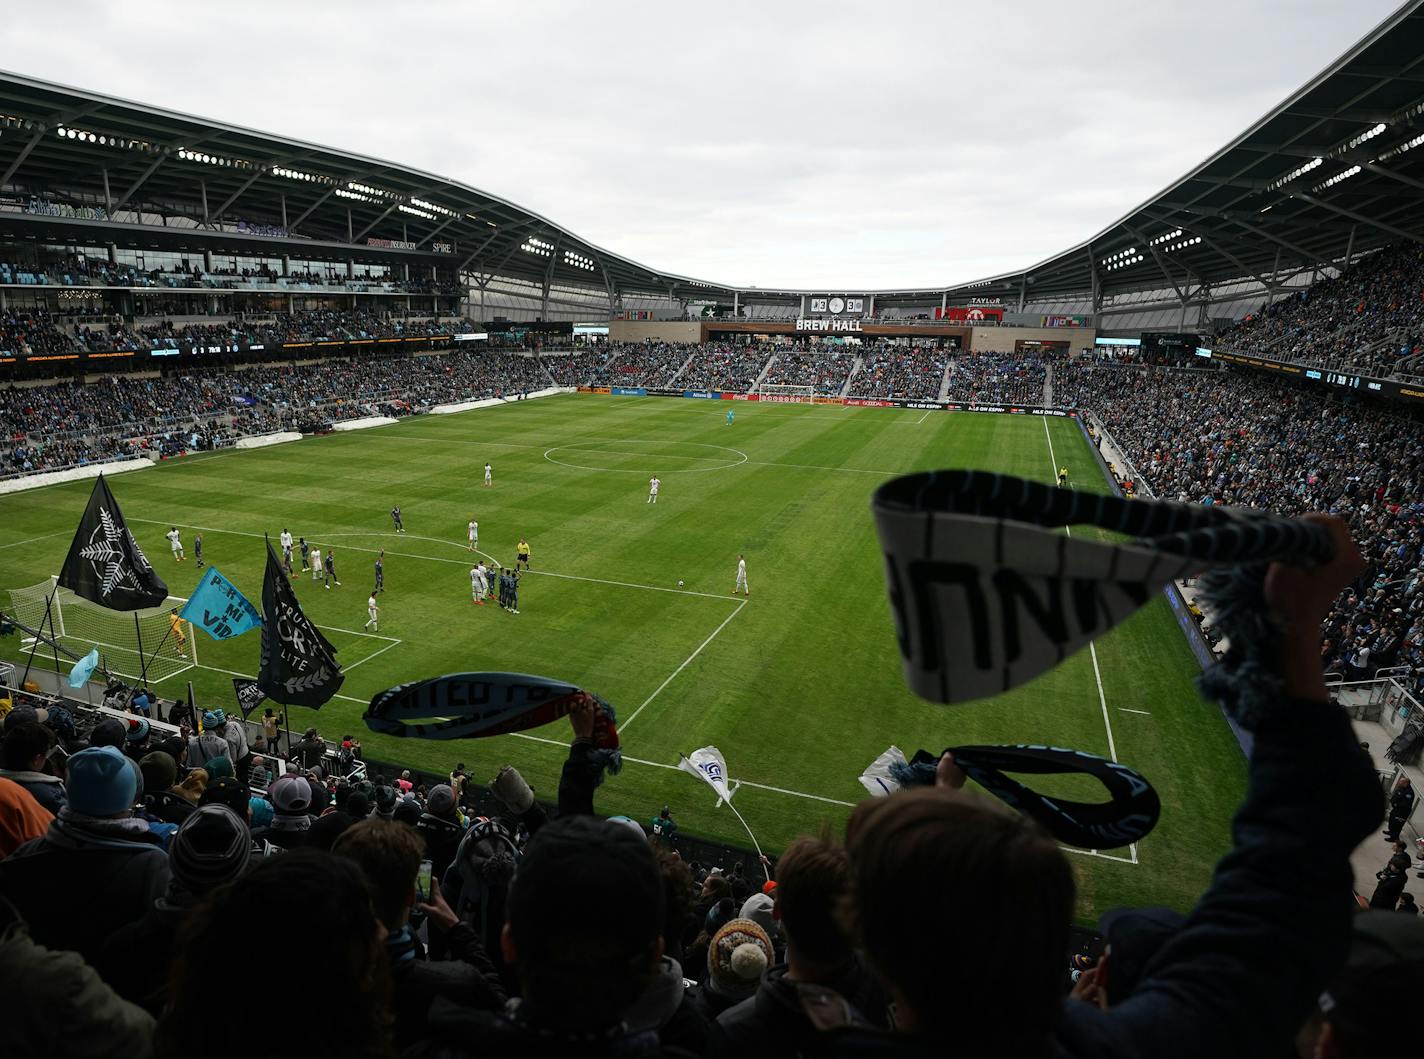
1, 1, 1422, 1055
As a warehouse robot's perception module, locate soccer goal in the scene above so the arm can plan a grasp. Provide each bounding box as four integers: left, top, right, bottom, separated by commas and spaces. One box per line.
756, 383, 816, 401
7, 577, 197, 685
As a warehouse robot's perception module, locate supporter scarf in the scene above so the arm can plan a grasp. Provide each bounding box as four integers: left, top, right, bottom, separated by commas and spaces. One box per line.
872, 470, 1332, 728
860, 744, 1159, 849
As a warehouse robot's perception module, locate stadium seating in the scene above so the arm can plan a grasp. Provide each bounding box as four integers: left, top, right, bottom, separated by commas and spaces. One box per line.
851, 346, 948, 399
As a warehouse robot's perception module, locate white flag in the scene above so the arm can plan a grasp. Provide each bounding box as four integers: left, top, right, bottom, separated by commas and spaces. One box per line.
679, 745, 733, 803
858, 746, 909, 797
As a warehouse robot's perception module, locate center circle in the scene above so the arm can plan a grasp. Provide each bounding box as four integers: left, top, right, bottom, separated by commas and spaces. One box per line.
543, 440, 749, 474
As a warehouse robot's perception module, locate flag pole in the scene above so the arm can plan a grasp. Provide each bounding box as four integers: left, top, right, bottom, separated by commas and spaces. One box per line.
19, 586, 64, 689
722, 798, 768, 878
134, 614, 149, 688
283, 706, 291, 762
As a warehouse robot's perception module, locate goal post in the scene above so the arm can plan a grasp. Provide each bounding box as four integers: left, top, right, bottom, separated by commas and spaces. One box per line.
6, 577, 197, 685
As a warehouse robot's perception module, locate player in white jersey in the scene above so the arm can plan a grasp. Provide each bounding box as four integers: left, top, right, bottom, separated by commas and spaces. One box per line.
310, 546, 323, 581
166, 527, 185, 562
470, 563, 488, 604
279, 528, 294, 565
484, 463, 493, 487
468, 519, 479, 550
648, 476, 660, 504
734, 554, 749, 596
364, 594, 380, 631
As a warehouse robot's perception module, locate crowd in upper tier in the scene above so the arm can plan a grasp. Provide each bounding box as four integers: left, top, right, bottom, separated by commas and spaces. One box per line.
1212, 242, 1424, 379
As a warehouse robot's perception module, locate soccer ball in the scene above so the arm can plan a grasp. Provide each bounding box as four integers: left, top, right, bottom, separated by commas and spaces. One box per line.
677, 580, 685, 587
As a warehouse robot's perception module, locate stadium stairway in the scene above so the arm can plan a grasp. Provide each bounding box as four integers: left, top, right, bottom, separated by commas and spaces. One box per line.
840, 355, 864, 397
750, 353, 777, 394
1044, 364, 1055, 407
937, 358, 954, 401
664, 350, 697, 388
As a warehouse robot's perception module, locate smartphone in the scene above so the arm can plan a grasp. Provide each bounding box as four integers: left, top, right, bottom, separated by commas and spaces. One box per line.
416, 859, 433, 901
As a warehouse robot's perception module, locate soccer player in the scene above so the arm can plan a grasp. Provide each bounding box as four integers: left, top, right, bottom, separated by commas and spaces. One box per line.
734, 554, 749, 596
166, 527, 185, 562
516, 537, 531, 571
727, 408, 734, 426
468, 519, 479, 551
508, 569, 521, 615
484, 462, 493, 487
470, 563, 488, 605
280, 528, 293, 565
310, 545, 323, 582
193, 533, 204, 569
374, 550, 385, 595
299, 536, 310, 572
648, 475, 660, 504
324, 548, 341, 588
1058, 466, 1069, 487
364, 594, 379, 632
168, 608, 188, 659
391, 505, 405, 533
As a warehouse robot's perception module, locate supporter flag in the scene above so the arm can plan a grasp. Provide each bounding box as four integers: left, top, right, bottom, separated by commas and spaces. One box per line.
872, 470, 1332, 718
67, 647, 100, 689
678, 746, 734, 804
232, 678, 268, 720
256, 539, 343, 708
858, 744, 1160, 850
57, 475, 168, 611
179, 567, 261, 641
188, 680, 199, 731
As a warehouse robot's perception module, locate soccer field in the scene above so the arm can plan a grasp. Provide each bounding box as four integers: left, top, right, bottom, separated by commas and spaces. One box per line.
0, 394, 1246, 920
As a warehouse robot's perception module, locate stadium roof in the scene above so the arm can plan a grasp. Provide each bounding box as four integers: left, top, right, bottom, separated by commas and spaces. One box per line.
0, 0, 1422, 311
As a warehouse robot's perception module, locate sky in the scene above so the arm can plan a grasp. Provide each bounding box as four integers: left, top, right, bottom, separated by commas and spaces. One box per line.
1, 0, 1408, 290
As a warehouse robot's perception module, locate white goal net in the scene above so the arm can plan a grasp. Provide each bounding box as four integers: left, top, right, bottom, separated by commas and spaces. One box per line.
7, 577, 197, 685
757, 383, 816, 397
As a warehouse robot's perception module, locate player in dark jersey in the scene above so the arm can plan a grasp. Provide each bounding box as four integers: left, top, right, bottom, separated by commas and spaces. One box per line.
391, 506, 405, 533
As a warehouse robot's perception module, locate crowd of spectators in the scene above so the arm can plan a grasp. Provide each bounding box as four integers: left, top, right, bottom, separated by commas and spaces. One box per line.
677, 345, 773, 392
943, 350, 1050, 405
849, 345, 948, 400
0, 526, 1411, 1057
1213, 242, 1424, 378
0, 348, 552, 476
1061, 360, 1424, 696
759, 351, 854, 394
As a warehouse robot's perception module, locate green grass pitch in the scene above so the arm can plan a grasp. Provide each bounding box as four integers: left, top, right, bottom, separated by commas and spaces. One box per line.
0, 394, 1246, 921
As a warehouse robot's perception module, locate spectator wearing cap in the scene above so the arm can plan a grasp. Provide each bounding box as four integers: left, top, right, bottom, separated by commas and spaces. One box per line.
0, 745, 169, 963
187, 712, 231, 773
139, 750, 194, 825
393, 798, 423, 828
374, 784, 398, 820
412, 814, 672, 1055
416, 784, 465, 883
721, 835, 892, 1048
208, 708, 250, 785
0, 720, 67, 814
334, 819, 505, 1047
1295, 911, 1424, 1059
396, 769, 414, 795
293, 726, 326, 771
96, 804, 252, 1014
692, 918, 775, 1018
122, 716, 151, 759
88, 715, 128, 749
248, 754, 271, 791
0, 776, 52, 858
157, 852, 393, 1058
253, 773, 314, 850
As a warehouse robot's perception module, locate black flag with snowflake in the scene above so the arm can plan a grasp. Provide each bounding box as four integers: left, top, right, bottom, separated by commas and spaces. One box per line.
57, 475, 169, 611
256, 539, 343, 708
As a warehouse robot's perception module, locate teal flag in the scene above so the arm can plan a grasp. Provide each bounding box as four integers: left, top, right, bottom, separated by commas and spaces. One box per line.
67, 647, 100, 688
179, 566, 262, 640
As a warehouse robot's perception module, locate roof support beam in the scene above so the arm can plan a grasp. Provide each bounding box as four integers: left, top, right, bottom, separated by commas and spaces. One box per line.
1291, 191, 1424, 246
351, 202, 398, 242
413, 216, 455, 250
286, 187, 336, 233
1125, 224, 1185, 303
210, 168, 265, 220
0, 124, 46, 187
110, 152, 167, 215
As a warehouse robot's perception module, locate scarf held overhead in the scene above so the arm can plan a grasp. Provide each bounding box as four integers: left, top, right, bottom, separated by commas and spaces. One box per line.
872, 470, 1332, 726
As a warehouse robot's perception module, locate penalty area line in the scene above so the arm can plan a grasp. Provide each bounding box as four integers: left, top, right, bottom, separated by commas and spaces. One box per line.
619, 598, 747, 732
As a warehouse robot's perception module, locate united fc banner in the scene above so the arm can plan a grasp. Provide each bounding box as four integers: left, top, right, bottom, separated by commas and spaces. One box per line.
179, 567, 261, 640
58, 475, 168, 611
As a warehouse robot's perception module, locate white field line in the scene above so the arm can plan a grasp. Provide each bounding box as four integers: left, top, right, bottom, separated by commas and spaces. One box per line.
130, 519, 744, 602
620, 599, 747, 732
915, 409, 933, 425
341, 638, 403, 672
1118, 708, 1152, 716
0, 530, 69, 550
1042, 414, 1138, 866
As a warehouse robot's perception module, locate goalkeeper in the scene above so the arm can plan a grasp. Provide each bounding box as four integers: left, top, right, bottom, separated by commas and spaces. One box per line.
168, 608, 188, 659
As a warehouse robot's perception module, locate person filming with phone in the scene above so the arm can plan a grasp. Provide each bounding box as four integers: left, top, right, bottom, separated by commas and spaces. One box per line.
333, 819, 506, 1048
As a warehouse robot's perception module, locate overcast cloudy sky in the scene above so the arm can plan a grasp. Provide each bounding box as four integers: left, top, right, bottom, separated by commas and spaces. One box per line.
2, 0, 1407, 289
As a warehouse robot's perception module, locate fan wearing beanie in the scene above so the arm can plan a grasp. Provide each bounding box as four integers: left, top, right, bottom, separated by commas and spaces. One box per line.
94, 804, 253, 1014
416, 783, 466, 883
694, 918, 775, 1017
0, 745, 170, 964
140, 750, 195, 825
251, 773, 314, 851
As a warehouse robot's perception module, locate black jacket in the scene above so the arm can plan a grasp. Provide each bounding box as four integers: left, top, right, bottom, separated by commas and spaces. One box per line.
824, 696, 1380, 1059
389, 922, 506, 1049
719, 959, 889, 1055
1389, 783, 1416, 821
415, 813, 466, 884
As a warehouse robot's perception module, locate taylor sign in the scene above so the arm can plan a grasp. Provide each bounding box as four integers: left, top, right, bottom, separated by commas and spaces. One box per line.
796, 318, 863, 333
